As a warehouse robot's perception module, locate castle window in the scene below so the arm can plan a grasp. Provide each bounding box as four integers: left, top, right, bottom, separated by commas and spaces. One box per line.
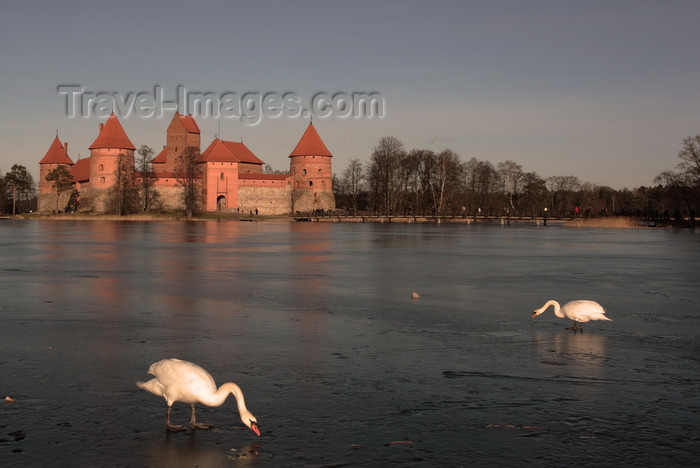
309, 181, 313, 187
318, 169, 322, 175
99, 164, 104, 171
220, 172, 224, 180
302, 169, 307, 175
100, 177, 106, 183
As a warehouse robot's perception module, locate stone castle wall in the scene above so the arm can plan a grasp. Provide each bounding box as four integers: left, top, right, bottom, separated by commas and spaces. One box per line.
39, 179, 333, 215
292, 189, 336, 213
238, 185, 293, 215
37, 191, 73, 213
152, 185, 182, 212
75, 187, 106, 212
65, 185, 183, 213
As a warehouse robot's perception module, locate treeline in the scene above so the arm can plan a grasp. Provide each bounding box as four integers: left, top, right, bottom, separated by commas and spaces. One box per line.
2, 135, 699, 221
332, 136, 700, 221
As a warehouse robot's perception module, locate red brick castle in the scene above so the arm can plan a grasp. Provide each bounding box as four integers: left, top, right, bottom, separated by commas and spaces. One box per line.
38, 113, 335, 214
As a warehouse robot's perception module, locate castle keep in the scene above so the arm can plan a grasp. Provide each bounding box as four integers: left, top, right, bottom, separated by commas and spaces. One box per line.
38, 113, 335, 214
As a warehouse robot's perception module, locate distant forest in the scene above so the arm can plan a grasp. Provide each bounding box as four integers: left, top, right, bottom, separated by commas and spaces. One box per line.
2, 135, 699, 222
332, 135, 700, 223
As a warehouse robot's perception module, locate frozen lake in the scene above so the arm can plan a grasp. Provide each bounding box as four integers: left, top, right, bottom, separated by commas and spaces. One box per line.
1, 219, 699, 466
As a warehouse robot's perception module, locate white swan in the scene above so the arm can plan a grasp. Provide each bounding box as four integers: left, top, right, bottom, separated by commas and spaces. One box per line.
137, 358, 260, 435
532, 300, 612, 330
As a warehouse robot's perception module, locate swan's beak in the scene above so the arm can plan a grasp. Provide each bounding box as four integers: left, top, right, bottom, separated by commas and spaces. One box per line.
531, 311, 537, 318
250, 421, 261, 437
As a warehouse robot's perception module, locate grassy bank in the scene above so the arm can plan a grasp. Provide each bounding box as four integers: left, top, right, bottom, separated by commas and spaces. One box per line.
566, 216, 652, 228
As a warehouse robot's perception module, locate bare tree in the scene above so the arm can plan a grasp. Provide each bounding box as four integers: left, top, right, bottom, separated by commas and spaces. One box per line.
136, 145, 159, 211
463, 158, 497, 214
546, 175, 581, 216
340, 158, 364, 213
414, 149, 464, 214
676, 135, 700, 185
107, 153, 139, 215
434, 149, 463, 214
367, 137, 406, 214
497, 160, 523, 213
416, 150, 438, 213
176, 147, 201, 217
400, 150, 424, 213
389, 150, 416, 214
519, 171, 547, 216
651, 135, 700, 220
654, 170, 695, 218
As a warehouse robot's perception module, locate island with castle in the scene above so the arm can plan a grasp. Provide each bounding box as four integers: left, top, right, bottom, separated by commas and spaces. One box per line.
37, 112, 336, 215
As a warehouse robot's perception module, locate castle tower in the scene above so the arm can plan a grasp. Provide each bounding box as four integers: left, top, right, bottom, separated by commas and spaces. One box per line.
165, 112, 200, 173
288, 122, 335, 212
87, 113, 136, 210
38, 135, 74, 212
198, 138, 265, 211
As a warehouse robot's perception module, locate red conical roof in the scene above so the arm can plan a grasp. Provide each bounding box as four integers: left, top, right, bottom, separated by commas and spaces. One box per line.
289, 122, 332, 157
39, 136, 74, 165
88, 113, 136, 150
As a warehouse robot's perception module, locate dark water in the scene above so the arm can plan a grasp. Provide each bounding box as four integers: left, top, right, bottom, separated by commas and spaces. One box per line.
1, 220, 699, 467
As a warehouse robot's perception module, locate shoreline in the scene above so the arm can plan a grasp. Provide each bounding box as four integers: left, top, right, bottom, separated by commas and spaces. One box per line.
303, 215, 658, 228
8, 212, 294, 222
3, 213, 688, 229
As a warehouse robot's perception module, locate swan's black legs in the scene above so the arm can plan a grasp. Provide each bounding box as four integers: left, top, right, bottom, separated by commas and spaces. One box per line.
566, 320, 583, 331
190, 403, 214, 430
166, 406, 187, 432
163, 404, 213, 432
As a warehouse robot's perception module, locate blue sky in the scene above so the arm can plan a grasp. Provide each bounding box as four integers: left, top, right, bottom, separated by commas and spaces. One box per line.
1, 0, 699, 189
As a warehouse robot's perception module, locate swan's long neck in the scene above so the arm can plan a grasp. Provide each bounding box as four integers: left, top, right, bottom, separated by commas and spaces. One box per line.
224, 383, 251, 417
538, 300, 563, 318
200, 382, 246, 409
200, 382, 256, 426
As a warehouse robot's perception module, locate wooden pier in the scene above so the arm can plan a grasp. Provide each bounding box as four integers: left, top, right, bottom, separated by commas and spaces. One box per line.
293, 214, 567, 225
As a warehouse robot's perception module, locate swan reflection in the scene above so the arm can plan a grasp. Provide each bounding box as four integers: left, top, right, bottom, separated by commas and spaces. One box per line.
142, 436, 261, 467
531, 331, 609, 380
